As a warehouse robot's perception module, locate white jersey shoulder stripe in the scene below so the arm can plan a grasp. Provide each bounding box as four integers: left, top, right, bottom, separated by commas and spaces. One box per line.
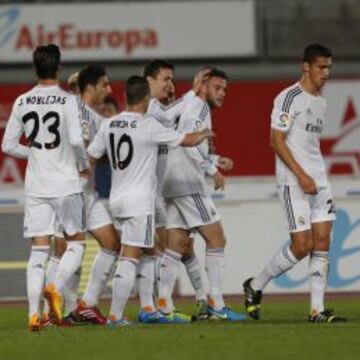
281, 86, 302, 113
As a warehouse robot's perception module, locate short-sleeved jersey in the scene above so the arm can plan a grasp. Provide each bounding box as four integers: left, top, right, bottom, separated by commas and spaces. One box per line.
162, 96, 216, 198
87, 111, 185, 217
271, 82, 328, 187
147, 91, 195, 197
78, 101, 104, 191
2, 85, 86, 197
79, 101, 103, 143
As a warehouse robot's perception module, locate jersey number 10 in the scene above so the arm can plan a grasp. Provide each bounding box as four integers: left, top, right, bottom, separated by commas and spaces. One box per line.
109, 133, 133, 170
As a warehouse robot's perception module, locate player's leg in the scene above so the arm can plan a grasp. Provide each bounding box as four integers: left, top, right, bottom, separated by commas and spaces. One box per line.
137, 249, 157, 313
156, 199, 193, 322
44, 193, 86, 324
244, 185, 312, 319
24, 196, 53, 331
182, 237, 208, 319
308, 187, 345, 322
108, 215, 153, 326
157, 227, 191, 315
42, 236, 65, 326
70, 193, 118, 324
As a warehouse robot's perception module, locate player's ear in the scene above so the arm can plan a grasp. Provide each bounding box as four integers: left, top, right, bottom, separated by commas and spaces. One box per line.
303, 61, 310, 73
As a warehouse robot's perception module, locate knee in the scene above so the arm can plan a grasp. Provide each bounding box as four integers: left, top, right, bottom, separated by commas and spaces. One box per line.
291, 242, 312, 259
206, 233, 226, 249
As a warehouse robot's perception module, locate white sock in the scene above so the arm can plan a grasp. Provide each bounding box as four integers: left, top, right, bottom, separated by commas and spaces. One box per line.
137, 255, 156, 311
27, 246, 50, 318
154, 252, 163, 298
44, 256, 60, 316
110, 257, 138, 320
82, 249, 117, 307
206, 248, 225, 310
54, 241, 85, 295
157, 249, 182, 314
252, 245, 299, 291
63, 266, 82, 315
183, 254, 207, 301
309, 251, 329, 314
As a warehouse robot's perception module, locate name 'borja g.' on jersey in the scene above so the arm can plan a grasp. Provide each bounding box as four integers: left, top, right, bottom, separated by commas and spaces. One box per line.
271, 82, 328, 187
2, 85, 88, 197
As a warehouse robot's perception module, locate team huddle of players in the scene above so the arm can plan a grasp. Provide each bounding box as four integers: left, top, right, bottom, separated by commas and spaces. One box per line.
2, 42, 346, 331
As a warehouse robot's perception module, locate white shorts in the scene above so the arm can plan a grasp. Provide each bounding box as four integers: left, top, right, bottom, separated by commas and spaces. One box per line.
24, 193, 85, 238
83, 191, 112, 231
114, 214, 154, 248
165, 194, 221, 230
278, 185, 336, 233
155, 197, 167, 229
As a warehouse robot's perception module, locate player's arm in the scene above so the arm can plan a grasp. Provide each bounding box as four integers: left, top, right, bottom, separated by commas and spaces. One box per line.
87, 121, 107, 163
1, 100, 29, 159
66, 97, 90, 172
271, 103, 317, 195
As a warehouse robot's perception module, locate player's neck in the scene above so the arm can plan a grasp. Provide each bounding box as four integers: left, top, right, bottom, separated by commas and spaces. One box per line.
81, 92, 97, 107
38, 78, 58, 86
299, 77, 320, 96
126, 104, 147, 114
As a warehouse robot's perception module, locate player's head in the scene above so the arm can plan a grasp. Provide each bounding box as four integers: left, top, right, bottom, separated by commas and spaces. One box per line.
203, 68, 228, 108
302, 44, 332, 89
125, 76, 150, 112
67, 71, 79, 94
143, 59, 175, 102
78, 65, 111, 104
101, 96, 119, 118
33, 44, 61, 80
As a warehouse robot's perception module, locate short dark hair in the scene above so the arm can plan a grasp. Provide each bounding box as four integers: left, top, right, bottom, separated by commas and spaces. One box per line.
142, 59, 174, 79
77, 65, 106, 94
33, 44, 61, 79
125, 76, 150, 106
207, 67, 228, 81
103, 96, 119, 111
303, 44, 332, 64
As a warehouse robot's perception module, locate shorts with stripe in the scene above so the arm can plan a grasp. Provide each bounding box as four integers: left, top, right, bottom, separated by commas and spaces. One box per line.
165, 194, 220, 230
278, 185, 336, 233
155, 197, 167, 229
114, 214, 154, 248
84, 190, 113, 231
24, 193, 86, 238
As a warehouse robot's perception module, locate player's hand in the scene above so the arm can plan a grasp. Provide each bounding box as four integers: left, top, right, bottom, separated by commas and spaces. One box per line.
218, 157, 234, 171
200, 128, 215, 139
297, 172, 317, 194
212, 171, 225, 191
79, 168, 91, 178
193, 68, 211, 94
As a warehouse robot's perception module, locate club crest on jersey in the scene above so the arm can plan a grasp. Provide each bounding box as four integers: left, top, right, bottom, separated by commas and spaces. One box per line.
277, 113, 289, 128
298, 216, 306, 225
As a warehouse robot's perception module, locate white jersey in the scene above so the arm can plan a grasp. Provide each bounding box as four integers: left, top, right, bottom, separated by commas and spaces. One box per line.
87, 111, 185, 217
78, 101, 103, 191
162, 96, 218, 198
2, 84, 87, 198
271, 82, 328, 187
147, 91, 195, 197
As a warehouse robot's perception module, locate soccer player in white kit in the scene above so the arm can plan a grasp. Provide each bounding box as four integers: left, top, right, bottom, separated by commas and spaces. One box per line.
158, 68, 245, 321
1, 44, 89, 330
143, 59, 211, 320
87, 75, 214, 326
243, 44, 346, 323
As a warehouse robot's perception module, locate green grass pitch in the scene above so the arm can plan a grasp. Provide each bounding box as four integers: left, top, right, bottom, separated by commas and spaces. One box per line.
0, 299, 359, 360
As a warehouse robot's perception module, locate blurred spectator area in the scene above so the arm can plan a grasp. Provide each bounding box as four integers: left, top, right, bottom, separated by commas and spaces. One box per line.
0, 0, 360, 80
